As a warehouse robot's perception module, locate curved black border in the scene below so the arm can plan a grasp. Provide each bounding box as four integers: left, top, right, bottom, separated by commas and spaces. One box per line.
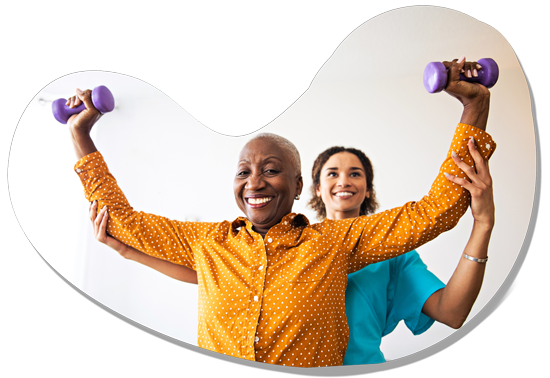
6, 5, 542, 369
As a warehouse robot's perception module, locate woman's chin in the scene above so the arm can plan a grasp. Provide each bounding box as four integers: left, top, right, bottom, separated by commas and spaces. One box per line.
248, 212, 280, 230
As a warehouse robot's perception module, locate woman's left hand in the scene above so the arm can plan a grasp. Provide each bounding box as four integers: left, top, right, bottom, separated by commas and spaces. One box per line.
89, 201, 131, 257
444, 137, 495, 228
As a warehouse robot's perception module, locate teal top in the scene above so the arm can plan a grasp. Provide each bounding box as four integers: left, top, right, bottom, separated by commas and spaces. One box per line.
343, 250, 445, 365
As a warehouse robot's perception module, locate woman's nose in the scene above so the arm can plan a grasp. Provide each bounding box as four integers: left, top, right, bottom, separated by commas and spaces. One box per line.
337, 177, 350, 187
246, 173, 265, 189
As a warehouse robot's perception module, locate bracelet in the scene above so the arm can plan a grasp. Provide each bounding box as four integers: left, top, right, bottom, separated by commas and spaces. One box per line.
463, 253, 488, 263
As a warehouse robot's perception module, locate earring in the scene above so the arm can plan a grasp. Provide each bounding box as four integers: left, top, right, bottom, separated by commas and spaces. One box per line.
295, 194, 301, 200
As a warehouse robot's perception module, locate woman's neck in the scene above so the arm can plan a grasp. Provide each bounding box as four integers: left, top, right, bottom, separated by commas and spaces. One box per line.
327, 208, 361, 220
253, 227, 268, 237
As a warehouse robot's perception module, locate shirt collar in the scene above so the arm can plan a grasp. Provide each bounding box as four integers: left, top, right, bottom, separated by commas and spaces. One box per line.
231, 213, 310, 230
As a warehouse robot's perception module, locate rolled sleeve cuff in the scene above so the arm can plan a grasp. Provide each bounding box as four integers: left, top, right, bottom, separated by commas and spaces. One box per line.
73, 151, 110, 202
452, 123, 496, 163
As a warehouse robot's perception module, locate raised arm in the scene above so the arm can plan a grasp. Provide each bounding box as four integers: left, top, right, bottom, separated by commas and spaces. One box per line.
89, 201, 198, 284
421, 136, 494, 329
346, 57, 496, 272
66, 89, 210, 269
66, 88, 100, 159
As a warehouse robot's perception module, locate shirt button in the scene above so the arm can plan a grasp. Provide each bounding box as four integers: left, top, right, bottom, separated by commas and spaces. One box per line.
259, 265, 263, 270
76, 168, 82, 173
255, 337, 259, 343
485, 143, 491, 150
267, 238, 273, 243
254, 296, 259, 302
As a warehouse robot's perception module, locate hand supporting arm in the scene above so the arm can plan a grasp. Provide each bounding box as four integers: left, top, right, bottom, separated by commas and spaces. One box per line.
421, 137, 494, 328
90, 201, 198, 284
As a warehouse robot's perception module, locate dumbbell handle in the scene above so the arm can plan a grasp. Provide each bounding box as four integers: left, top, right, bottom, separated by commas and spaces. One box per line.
52, 85, 115, 124
423, 58, 499, 93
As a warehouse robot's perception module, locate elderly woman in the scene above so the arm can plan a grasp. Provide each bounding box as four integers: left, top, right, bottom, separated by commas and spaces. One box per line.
90, 138, 493, 365
66, 58, 495, 367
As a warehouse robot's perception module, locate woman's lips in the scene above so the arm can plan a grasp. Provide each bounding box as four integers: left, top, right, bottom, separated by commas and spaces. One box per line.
333, 191, 355, 199
245, 196, 274, 208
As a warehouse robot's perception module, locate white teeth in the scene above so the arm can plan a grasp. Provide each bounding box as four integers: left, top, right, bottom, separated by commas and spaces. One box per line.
334, 192, 353, 197
248, 197, 273, 204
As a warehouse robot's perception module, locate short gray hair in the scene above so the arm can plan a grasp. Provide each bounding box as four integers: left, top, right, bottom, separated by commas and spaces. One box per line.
249, 133, 301, 176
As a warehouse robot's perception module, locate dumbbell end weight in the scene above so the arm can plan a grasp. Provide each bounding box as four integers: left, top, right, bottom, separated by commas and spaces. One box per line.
92, 85, 115, 114
52, 85, 115, 124
474, 58, 499, 88
423, 62, 448, 93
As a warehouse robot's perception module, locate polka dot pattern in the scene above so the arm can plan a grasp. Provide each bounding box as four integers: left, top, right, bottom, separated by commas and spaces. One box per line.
74, 124, 495, 367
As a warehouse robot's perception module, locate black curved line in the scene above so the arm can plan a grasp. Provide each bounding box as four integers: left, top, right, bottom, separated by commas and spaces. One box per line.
6, 5, 542, 369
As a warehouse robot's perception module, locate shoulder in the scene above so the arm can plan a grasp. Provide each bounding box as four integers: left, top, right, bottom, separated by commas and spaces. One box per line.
348, 259, 392, 286
388, 250, 432, 288
390, 250, 424, 270
389, 250, 443, 292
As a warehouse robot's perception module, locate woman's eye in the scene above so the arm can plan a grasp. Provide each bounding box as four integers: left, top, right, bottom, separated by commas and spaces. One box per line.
237, 171, 249, 176
327, 172, 337, 177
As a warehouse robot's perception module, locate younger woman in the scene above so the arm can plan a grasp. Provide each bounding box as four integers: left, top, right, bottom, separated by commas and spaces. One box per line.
308, 146, 493, 364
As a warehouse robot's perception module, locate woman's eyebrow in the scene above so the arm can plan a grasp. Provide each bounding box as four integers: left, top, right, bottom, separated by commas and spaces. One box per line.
263, 156, 284, 163
239, 156, 283, 164
324, 166, 364, 171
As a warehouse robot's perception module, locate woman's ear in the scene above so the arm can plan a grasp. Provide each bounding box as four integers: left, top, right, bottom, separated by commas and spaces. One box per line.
316, 184, 321, 197
296, 175, 304, 196
366, 190, 371, 199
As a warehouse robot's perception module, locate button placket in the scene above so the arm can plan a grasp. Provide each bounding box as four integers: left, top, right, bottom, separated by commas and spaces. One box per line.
248, 237, 267, 355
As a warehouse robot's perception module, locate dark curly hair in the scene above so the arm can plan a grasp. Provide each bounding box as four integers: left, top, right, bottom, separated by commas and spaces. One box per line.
307, 146, 378, 220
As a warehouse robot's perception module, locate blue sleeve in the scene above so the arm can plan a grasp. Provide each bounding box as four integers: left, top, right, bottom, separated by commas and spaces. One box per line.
384, 251, 445, 336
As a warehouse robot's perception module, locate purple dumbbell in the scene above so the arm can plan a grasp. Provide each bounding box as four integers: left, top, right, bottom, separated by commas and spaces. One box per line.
52, 85, 115, 124
423, 58, 499, 93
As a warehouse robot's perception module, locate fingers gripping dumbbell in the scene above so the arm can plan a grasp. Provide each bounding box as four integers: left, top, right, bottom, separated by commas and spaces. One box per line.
52, 85, 115, 124
423, 58, 499, 93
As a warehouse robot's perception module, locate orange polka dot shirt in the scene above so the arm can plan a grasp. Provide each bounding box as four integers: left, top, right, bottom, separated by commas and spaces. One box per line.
74, 123, 495, 367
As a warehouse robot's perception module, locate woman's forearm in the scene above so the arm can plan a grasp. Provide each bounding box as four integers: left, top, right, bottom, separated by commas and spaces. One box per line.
70, 127, 98, 160
460, 92, 490, 131
121, 245, 198, 284
422, 221, 493, 328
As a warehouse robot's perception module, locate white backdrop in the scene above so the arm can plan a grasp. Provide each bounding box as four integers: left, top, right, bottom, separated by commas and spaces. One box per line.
7, 6, 537, 368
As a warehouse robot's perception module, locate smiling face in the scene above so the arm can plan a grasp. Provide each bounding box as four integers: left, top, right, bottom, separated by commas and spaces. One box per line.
316, 152, 370, 220
234, 137, 303, 235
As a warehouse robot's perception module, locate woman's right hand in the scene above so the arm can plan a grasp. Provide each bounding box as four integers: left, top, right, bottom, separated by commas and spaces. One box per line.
442, 57, 491, 107
89, 201, 130, 258
66, 88, 103, 134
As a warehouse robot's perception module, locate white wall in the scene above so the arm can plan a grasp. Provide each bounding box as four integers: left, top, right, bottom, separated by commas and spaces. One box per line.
8, 6, 535, 363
